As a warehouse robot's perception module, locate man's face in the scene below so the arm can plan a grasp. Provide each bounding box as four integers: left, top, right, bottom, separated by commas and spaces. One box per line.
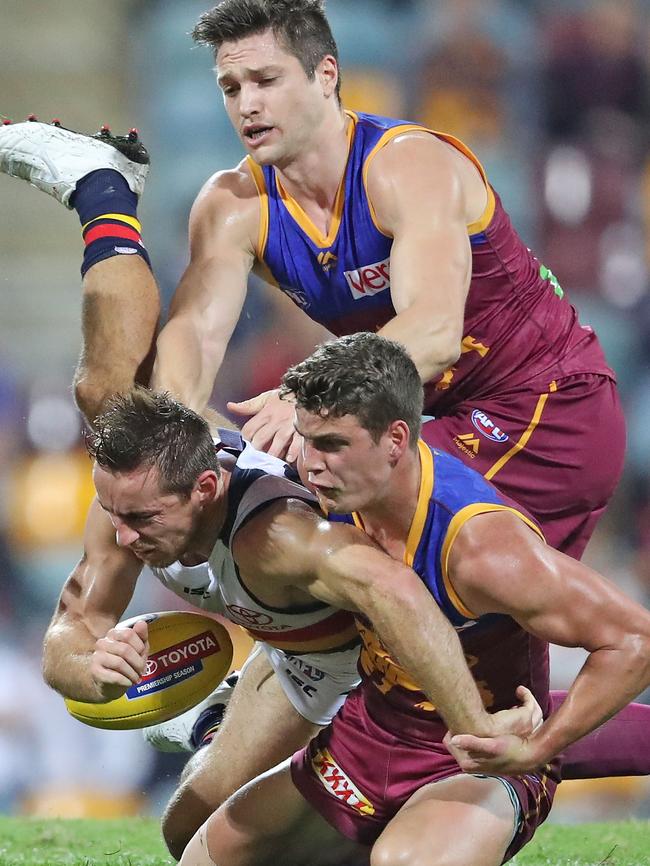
215, 29, 334, 166
93, 463, 202, 568
295, 408, 396, 514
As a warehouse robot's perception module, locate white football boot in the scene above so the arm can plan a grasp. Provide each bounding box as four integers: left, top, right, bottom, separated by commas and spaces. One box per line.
0, 117, 149, 207
143, 672, 240, 754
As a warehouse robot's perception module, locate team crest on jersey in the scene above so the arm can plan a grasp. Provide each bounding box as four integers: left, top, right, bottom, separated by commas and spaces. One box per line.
317, 250, 338, 271
311, 748, 376, 815
344, 256, 390, 300
471, 410, 509, 443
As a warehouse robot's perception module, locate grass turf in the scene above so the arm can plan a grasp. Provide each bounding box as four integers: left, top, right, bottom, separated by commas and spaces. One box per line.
0, 818, 647, 865
0, 818, 172, 866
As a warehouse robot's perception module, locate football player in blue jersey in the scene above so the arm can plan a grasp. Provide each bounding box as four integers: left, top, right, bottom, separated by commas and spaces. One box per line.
0, 0, 623, 557
178, 333, 650, 866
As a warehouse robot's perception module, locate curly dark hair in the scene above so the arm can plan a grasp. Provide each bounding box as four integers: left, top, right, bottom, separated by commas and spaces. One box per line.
192, 0, 341, 100
86, 388, 219, 498
280, 333, 423, 446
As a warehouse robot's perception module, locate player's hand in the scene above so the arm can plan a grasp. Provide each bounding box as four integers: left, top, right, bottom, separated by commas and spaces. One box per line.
89, 619, 149, 702
227, 389, 302, 462
443, 686, 545, 774
489, 685, 543, 738
443, 730, 543, 776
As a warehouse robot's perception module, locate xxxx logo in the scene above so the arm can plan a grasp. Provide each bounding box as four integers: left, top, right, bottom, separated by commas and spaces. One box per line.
311, 748, 375, 815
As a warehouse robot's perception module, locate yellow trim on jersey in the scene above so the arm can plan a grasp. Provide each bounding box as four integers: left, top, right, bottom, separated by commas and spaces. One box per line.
245, 156, 270, 258
467, 185, 495, 235
81, 213, 142, 232
484, 382, 556, 481
361, 125, 495, 237
441, 504, 546, 619
272, 114, 356, 249
433, 131, 495, 235
349, 439, 433, 567
361, 121, 432, 236
253, 258, 280, 289
404, 440, 434, 567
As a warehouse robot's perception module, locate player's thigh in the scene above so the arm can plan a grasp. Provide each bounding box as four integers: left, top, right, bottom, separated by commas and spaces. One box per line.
183, 758, 369, 866
178, 644, 319, 802
371, 774, 516, 866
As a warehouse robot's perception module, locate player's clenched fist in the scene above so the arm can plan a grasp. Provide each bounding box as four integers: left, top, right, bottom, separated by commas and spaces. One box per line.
89, 618, 149, 701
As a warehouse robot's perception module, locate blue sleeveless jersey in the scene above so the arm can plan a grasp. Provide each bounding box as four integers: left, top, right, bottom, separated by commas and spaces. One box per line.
246, 110, 613, 410
328, 440, 542, 628
247, 111, 416, 336
328, 441, 550, 718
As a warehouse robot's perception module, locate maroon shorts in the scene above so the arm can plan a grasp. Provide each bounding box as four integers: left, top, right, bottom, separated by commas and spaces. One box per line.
423, 373, 625, 558
291, 689, 560, 862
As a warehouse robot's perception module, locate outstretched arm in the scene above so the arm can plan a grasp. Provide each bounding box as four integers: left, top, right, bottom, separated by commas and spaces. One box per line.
234, 501, 535, 739
367, 132, 481, 381
42, 498, 146, 702
446, 512, 650, 773
152, 167, 258, 412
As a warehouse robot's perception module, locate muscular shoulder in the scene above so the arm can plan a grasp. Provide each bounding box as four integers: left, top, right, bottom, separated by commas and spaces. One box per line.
448, 510, 552, 617
366, 130, 486, 229
232, 496, 324, 580
189, 159, 260, 256
196, 158, 259, 207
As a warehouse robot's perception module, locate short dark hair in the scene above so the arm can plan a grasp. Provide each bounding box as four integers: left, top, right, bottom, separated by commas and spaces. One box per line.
87, 388, 219, 498
192, 0, 341, 100
280, 333, 423, 446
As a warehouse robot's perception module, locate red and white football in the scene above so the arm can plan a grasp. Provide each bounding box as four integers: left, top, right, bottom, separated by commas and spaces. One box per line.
64, 611, 234, 730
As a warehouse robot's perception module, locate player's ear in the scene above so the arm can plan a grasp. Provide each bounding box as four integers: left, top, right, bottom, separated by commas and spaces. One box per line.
195, 470, 219, 502
318, 54, 338, 98
387, 420, 409, 462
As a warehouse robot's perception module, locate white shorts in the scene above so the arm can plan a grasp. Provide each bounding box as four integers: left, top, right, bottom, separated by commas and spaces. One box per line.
252, 643, 361, 725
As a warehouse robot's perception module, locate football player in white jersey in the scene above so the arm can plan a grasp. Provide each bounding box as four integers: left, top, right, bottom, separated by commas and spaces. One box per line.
42, 387, 536, 859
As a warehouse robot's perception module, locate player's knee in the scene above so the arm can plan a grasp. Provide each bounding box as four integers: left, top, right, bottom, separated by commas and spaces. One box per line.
371, 835, 466, 866
371, 834, 416, 866
161, 803, 192, 861
73, 370, 112, 421
162, 787, 215, 861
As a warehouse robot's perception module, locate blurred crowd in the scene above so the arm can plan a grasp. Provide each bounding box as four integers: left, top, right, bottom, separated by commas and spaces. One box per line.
1, 0, 649, 823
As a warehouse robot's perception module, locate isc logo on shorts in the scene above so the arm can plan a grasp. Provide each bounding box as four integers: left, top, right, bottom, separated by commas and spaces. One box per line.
311, 747, 375, 815
344, 257, 390, 300
471, 409, 509, 442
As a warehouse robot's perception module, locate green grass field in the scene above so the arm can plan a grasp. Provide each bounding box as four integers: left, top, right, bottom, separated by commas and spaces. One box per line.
0, 818, 647, 866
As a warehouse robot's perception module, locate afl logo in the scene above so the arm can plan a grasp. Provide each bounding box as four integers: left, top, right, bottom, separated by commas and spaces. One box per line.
226, 605, 274, 626
144, 659, 158, 677
471, 410, 509, 443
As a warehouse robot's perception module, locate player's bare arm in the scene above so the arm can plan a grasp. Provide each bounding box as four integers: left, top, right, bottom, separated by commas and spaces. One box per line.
42, 498, 145, 703
152, 163, 260, 411
367, 132, 484, 381
447, 511, 650, 772
233, 499, 536, 739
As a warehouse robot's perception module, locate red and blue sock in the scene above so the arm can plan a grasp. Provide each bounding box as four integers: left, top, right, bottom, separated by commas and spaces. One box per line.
70, 169, 152, 277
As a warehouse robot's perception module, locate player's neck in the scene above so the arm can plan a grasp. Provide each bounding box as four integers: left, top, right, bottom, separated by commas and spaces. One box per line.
356, 450, 422, 561
275, 108, 349, 212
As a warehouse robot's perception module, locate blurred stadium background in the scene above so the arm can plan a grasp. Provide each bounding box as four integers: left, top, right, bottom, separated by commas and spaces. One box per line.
0, 0, 649, 825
